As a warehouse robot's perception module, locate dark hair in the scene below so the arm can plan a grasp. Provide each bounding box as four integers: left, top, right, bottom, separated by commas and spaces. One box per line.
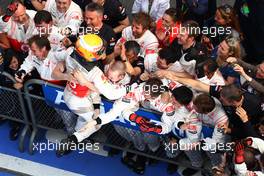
244, 149, 261, 171
181, 20, 200, 39
172, 86, 193, 106
164, 8, 179, 23
132, 12, 152, 30
85, 2, 104, 15
217, 4, 241, 34
12, 0, 24, 5
193, 93, 216, 114
3, 49, 21, 69
158, 47, 177, 65
28, 35, 51, 51
203, 59, 218, 73
144, 78, 165, 98
220, 84, 243, 102
124, 40, 140, 56
34, 10, 53, 24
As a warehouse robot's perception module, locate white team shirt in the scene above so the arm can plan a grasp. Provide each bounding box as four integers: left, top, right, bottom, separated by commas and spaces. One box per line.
44, 0, 83, 34
0, 10, 36, 51
198, 70, 226, 86
118, 26, 159, 72
19, 49, 69, 81
132, 0, 170, 21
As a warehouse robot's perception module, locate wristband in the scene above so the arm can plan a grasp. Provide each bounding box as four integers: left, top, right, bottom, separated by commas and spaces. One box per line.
93, 104, 100, 110
95, 118, 102, 125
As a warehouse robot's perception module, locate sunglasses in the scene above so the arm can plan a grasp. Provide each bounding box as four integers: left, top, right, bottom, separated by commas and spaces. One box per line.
220, 4, 232, 14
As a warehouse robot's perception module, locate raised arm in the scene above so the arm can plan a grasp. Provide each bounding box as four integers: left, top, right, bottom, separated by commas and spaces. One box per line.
156, 70, 210, 93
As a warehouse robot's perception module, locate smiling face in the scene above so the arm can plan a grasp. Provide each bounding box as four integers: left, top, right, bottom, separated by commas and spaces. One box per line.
84, 10, 103, 28
30, 42, 48, 60
162, 13, 174, 28
9, 56, 19, 71
132, 21, 145, 39
55, 0, 71, 13
12, 3, 28, 24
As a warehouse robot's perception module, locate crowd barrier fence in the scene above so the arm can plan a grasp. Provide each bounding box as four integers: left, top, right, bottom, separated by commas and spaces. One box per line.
0, 72, 213, 170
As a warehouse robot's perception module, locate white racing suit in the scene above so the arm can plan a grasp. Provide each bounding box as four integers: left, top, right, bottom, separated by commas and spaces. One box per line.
33, 25, 66, 52
197, 98, 229, 167
164, 105, 203, 168
117, 26, 159, 73
19, 49, 69, 80
19, 49, 77, 133
0, 10, 36, 52
44, 0, 83, 34
235, 137, 264, 176
197, 98, 229, 150
74, 82, 175, 152
63, 52, 127, 142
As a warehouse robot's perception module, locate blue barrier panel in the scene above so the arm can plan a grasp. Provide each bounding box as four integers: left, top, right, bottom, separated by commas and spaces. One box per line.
42, 84, 163, 132
42, 84, 214, 136
42, 85, 70, 111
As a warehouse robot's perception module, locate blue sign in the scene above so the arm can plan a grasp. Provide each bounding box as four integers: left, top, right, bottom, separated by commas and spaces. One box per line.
42, 84, 214, 136
42, 85, 163, 132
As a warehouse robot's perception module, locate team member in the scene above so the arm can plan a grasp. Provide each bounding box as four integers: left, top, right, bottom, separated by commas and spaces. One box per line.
0, 1, 36, 54
33, 10, 66, 51
91, 0, 129, 36
132, 0, 170, 22
164, 86, 203, 175
115, 12, 159, 73
234, 137, 264, 176
81, 3, 116, 61
32, 0, 83, 35
15, 35, 69, 83
15, 35, 77, 133
52, 34, 128, 155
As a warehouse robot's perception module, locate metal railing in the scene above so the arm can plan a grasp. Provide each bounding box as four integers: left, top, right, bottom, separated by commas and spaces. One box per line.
0, 72, 204, 170
0, 71, 30, 153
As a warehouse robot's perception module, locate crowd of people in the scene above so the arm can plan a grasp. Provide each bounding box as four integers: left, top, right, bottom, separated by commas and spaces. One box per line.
0, 0, 264, 175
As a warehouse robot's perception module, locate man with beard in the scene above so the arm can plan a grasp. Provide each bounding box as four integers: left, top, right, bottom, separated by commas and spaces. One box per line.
115, 12, 159, 73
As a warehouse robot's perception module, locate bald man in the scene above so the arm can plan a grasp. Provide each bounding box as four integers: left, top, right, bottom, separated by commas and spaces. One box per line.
0, 0, 36, 53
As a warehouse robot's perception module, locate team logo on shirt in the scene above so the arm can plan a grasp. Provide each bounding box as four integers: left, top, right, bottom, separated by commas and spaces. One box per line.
187, 124, 197, 134
165, 105, 175, 116
122, 92, 135, 103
